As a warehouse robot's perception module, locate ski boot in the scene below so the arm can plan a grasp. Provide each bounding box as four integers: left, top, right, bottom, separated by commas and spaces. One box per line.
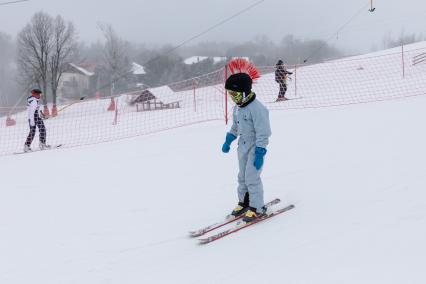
230, 202, 249, 218
24, 145, 32, 152
39, 143, 51, 150
242, 206, 267, 223
276, 95, 288, 102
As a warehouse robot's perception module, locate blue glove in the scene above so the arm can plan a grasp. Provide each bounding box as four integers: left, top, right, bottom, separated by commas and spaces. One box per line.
222, 133, 237, 153
253, 147, 267, 170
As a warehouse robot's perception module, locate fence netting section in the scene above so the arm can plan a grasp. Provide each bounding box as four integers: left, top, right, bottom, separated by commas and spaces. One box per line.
1, 46, 425, 156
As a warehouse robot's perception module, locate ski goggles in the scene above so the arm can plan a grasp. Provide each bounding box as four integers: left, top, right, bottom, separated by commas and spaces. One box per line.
227, 90, 243, 105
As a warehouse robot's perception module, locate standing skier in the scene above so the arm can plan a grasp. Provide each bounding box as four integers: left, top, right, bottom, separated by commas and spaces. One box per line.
24, 89, 50, 152
222, 59, 272, 223
275, 60, 292, 101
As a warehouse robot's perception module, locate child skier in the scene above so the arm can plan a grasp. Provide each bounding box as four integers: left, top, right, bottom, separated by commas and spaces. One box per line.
221, 59, 272, 223
24, 89, 50, 152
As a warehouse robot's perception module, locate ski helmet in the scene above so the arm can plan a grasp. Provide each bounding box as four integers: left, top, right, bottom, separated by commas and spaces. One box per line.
31, 89, 42, 98
225, 58, 260, 106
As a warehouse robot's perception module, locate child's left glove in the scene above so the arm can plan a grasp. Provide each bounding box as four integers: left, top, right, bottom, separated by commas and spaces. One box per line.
253, 147, 267, 170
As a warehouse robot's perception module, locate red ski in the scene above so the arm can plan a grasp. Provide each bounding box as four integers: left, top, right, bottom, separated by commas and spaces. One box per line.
189, 198, 281, 238
198, 204, 295, 245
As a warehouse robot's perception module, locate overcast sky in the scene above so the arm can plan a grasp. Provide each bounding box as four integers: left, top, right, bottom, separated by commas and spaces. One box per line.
1, 0, 425, 53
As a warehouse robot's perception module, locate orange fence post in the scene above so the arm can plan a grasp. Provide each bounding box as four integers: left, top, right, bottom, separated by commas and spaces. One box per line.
6, 116, 16, 127
107, 97, 116, 111
43, 105, 50, 118
401, 43, 405, 79
193, 80, 197, 113
224, 66, 228, 125
51, 105, 58, 117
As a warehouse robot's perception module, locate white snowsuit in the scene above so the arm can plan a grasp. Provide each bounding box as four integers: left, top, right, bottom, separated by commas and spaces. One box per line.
25, 96, 46, 146
228, 98, 271, 212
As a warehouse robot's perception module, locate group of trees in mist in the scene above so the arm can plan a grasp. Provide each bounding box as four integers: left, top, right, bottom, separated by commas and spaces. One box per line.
382, 32, 426, 49
1, 11, 425, 108
0, 32, 18, 107
79, 34, 343, 89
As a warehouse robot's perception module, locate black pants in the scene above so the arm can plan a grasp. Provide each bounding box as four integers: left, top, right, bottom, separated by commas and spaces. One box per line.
278, 83, 287, 97
25, 115, 46, 146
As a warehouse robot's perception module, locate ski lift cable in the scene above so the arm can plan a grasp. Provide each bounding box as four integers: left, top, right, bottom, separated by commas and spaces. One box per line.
303, 1, 371, 63
0, 0, 29, 6
96, 0, 266, 93
160, 0, 266, 58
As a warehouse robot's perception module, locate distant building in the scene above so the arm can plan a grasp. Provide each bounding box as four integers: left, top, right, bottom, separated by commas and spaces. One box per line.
184, 56, 208, 65
58, 62, 149, 100
129, 62, 148, 90
183, 56, 227, 65
58, 63, 97, 101
232, 56, 250, 62
183, 56, 251, 65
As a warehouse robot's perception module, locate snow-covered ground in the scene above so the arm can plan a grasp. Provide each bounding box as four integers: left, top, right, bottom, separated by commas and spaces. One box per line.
1, 92, 426, 283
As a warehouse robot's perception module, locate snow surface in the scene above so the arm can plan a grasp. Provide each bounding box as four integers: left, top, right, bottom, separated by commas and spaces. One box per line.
1, 94, 426, 283
338, 40, 426, 61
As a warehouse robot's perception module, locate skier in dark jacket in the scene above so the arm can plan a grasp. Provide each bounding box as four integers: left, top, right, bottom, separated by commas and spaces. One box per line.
275, 60, 292, 101
222, 59, 272, 223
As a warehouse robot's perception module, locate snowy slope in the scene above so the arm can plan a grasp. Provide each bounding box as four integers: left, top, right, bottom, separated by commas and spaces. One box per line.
1, 93, 426, 283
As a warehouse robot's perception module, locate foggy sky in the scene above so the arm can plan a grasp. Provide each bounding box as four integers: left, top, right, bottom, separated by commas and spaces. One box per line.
1, 0, 425, 53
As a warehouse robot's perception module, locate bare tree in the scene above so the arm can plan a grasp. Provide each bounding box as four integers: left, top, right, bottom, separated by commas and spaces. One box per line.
0, 32, 16, 107
99, 23, 131, 95
49, 15, 77, 113
17, 12, 53, 109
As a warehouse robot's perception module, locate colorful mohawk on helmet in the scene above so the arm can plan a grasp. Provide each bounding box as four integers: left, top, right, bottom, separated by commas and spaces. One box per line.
227, 58, 260, 82
225, 58, 260, 95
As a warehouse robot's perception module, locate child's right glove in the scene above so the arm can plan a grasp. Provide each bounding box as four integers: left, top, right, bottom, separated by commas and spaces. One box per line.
222, 133, 237, 153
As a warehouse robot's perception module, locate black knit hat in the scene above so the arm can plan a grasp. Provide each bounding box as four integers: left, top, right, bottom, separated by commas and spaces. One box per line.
225, 73, 253, 94
31, 88, 42, 94
276, 59, 283, 66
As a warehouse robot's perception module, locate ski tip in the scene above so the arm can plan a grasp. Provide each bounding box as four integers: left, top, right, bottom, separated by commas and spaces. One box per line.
276, 204, 295, 214
281, 204, 295, 211
198, 239, 209, 245
189, 232, 202, 238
